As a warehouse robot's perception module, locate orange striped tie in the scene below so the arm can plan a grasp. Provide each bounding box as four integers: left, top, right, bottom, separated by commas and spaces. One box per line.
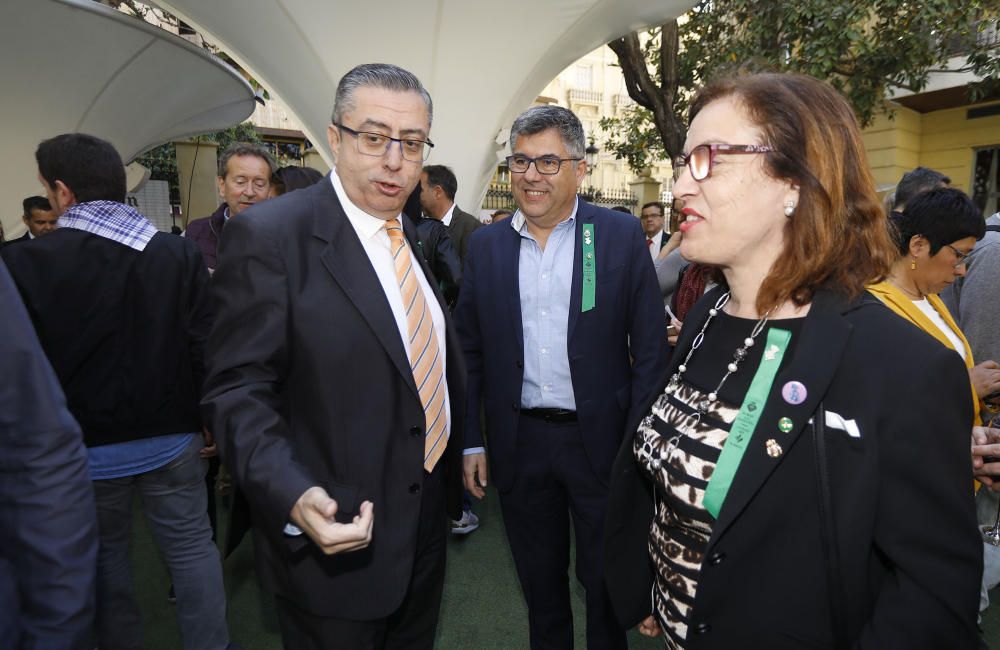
385, 219, 448, 472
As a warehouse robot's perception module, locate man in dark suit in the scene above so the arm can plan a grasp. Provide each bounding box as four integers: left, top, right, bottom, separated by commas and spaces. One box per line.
419, 164, 483, 262
202, 63, 465, 649
640, 201, 670, 261
2, 196, 58, 247
454, 105, 668, 648
0, 258, 97, 650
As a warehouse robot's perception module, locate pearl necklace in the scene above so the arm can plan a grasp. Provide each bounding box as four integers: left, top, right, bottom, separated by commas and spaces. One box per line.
639, 291, 775, 469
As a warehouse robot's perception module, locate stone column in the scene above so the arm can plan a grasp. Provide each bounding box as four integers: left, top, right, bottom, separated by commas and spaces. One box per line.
175, 139, 219, 228
629, 169, 662, 214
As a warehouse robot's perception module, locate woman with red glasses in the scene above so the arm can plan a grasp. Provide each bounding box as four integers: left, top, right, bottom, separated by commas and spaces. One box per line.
604, 72, 982, 649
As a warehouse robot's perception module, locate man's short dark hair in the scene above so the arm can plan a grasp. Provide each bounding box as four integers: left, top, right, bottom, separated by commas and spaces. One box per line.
893, 167, 951, 210
509, 105, 585, 159
641, 201, 665, 216
422, 165, 457, 201
890, 187, 984, 255
36, 133, 126, 203
271, 165, 324, 195
332, 63, 433, 127
22, 196, 51, 219
217, 142, 277, 179
611, 206, 632, 214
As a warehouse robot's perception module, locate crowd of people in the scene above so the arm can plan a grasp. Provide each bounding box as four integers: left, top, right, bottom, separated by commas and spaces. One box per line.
1, 61, 998, 650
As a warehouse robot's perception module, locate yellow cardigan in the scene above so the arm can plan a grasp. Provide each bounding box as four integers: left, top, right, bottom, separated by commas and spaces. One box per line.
868, 281, 981, 426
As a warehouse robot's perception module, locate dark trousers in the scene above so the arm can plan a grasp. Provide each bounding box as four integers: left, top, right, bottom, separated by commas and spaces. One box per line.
274, 466, 447, 650
499, 415, 627, 650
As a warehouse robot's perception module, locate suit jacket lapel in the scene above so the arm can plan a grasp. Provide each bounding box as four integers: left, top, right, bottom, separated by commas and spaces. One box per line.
709, 290, 853, 543
311, 181, 420, 401
567, 198, 588, 341
504, 218, 525, 356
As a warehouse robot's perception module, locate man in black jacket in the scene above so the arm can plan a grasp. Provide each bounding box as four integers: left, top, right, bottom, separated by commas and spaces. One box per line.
1, 133, 233, 650
419, 164, 483, 263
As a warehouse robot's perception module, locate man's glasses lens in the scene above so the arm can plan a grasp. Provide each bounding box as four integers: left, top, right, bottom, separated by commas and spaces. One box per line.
355, 132, 430, 161
507, 156, 570, 175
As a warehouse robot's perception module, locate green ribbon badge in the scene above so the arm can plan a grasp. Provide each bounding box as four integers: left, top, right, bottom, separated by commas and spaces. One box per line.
703, 327, 792, 518
581, 224, 596, 312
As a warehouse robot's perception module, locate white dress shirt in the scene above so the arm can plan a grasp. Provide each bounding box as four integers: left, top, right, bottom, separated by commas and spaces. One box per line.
440, 203, 456, 227
646, 230, 663, 262
330, 171, 451, 425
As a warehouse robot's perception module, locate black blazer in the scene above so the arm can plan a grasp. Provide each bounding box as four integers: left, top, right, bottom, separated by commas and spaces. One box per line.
447, 205, 483, 263
1, 228, 211, 446
1, 232, 30, 248
415, 216, 462, 306
604, 287, 982, 648
202, 176, 465, 620
454, 200, 669, 489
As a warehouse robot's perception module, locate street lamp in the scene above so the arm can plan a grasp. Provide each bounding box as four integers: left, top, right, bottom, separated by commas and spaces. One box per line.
585, 139, 600, 175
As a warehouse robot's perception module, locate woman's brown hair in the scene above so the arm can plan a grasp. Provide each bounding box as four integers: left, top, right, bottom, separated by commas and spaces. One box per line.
689, 72, 894, 313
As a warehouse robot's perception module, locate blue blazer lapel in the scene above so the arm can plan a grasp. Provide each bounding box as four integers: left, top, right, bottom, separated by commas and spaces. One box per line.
503, 220, 525, 357
310, 182, 420, 402
568, 198, 590, 341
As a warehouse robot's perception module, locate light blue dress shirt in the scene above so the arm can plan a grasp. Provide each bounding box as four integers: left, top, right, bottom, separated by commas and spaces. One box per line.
515, 199, 579, 410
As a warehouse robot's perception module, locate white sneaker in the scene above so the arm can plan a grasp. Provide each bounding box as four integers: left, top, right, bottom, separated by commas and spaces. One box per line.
450, 509, 480, 535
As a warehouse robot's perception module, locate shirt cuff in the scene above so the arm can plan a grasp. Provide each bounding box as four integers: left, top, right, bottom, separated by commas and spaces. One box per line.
463, 447, 486, 455
283, 522, 304, 536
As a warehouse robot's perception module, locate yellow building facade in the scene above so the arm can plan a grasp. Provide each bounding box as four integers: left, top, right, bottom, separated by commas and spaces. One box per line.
864, 95, 1000, 216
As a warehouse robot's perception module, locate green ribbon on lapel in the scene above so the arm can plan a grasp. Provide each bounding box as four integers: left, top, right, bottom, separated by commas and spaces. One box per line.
703, 327, 792, 518
581, 224, 596, 312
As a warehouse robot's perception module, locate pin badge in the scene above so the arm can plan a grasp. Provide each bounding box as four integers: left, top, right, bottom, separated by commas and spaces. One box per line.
584, 233, 593, 245
781, 381, 807, 405
778, 417, 794, 433
766, 439, 783, 457
764, 344, 779, 361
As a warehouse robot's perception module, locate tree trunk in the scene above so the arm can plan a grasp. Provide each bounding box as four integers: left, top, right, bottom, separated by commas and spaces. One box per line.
608, 22, 686, 159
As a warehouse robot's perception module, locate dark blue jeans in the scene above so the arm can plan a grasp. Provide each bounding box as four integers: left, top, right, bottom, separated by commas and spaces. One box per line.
93, 435, 229, 650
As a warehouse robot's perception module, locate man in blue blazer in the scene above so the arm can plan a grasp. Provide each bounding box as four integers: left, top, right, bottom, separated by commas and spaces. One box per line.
454, 105, 668, 648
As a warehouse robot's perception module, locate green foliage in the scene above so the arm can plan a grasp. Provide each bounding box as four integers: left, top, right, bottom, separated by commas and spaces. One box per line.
604, 0, 1000, 173
598, 108, 665, 172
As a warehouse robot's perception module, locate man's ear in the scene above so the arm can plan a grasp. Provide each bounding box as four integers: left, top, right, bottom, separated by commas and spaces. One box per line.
216, 175, 226, 199
53, 180, 76, 209
327, 124, 341, 163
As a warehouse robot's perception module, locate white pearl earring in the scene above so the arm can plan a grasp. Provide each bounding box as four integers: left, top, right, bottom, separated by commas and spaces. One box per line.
784, 201, 795, 217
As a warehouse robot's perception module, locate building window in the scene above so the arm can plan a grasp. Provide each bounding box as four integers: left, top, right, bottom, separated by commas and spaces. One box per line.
972, 147, 1000, 217
575, 64, 593, 89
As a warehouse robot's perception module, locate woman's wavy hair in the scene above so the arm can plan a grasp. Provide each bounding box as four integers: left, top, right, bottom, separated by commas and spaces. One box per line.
689, 72, 895, 312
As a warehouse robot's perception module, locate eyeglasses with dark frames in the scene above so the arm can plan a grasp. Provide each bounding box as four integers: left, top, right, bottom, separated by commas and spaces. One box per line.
945, 244, 971, 268
506, 155, 582, 175
673, 143, 774, 182
333, 122, 434, 162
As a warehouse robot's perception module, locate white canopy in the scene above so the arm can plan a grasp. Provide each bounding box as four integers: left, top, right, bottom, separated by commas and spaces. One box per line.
1, 0, 255, 237
153, 0, 693, 211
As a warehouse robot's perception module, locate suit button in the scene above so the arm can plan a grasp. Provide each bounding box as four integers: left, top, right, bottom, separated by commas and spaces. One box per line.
511, 402, 519, 411
516, 360, 524, 369
410, 426, 422, 437
707, 551, 725, 566
693, 622, 711, 634
409, 483, 421, 494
